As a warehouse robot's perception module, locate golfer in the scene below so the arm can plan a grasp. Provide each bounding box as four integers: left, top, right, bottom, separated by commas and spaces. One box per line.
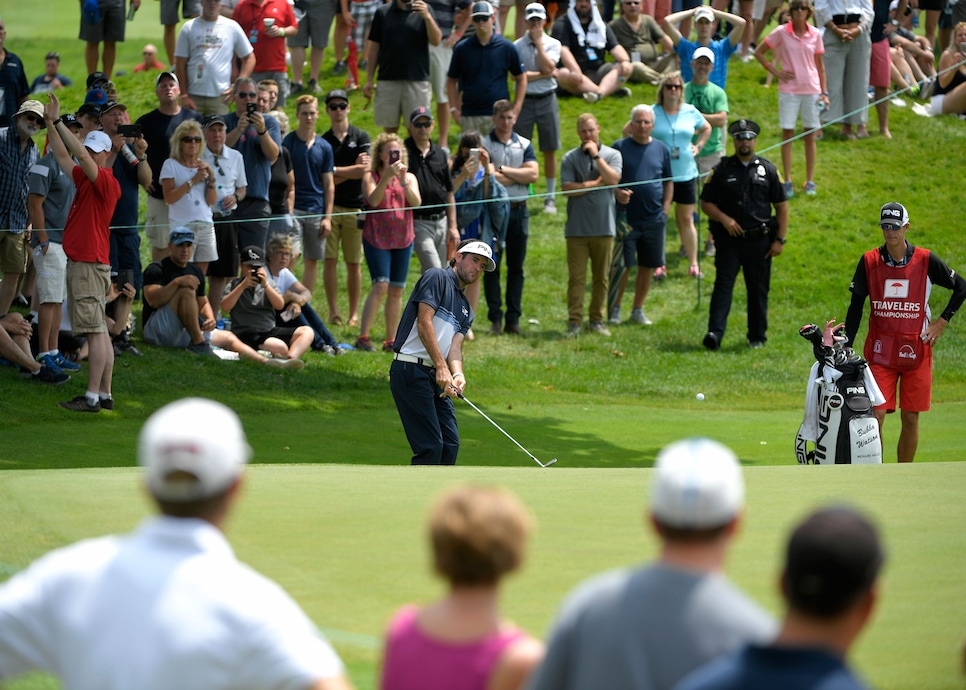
844, 202, 966, 463
0, 398, 352, 690
390, 239, 496, 465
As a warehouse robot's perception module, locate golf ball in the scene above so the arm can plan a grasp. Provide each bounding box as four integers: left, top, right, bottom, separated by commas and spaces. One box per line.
696, 393, 705, 401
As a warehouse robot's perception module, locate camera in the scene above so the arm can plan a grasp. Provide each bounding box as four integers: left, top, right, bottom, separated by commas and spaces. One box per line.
115, 269, 136, 289
389, 150, 400, 165
117, 123, 141, 138
246, 102, 257, 116
250, 265, 262, 278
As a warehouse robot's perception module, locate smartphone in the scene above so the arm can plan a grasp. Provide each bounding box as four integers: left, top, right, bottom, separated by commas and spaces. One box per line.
117, 123, 141, 138
116, 269, 135, 289
389, 150, 400, 165
469, 147, 480, 163
246, 102, 257, 116
960, 42, 966, 54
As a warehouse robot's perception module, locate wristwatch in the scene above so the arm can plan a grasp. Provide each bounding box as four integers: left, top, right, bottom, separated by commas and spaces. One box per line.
776, 236, 787, 245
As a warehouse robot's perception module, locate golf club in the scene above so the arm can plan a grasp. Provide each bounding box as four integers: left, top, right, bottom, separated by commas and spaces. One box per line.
456, 391, 557, 468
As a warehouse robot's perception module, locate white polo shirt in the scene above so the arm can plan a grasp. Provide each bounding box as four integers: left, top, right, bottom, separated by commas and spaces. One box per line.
0, 516, 344, 690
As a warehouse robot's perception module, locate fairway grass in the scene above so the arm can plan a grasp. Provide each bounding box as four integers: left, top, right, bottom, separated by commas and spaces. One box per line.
1, 462, 964, 690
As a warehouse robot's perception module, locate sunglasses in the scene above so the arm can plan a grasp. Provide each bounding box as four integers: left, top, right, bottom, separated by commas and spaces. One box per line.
790, 5, 809, 10
23, 114, 44, 125
880, 223, 903, 231
237, 91, 257, 99
733, 132, 756, 140
182, 136, 202, 143
472, 15, 491, 21
623, 1, 641, 4
412, 121, 432, 128
327, 102, 348, 110
664, 83, 683, 90
213, 157, 225, 176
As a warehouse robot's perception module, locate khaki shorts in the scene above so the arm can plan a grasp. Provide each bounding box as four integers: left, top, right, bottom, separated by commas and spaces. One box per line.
428, 42, 453, 103
66, 261, 110, 335
373, 80, 432, 130
183, 220, 218, 263
146, 196, 171, 250
34, 242, 68, 304
327, 206, 364, 263
0, 232, 28, 274
189, 94, 230, 116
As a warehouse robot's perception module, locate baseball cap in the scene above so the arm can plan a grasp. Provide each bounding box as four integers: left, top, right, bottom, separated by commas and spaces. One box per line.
100, 101, 127, 114
76, 103, 102, 118
61, 113, 82, 129
170, 227, 196, 245
325, 88, 350, 104
650, 437, 744, 530
471, 1, 495, 17
240, 245, 266, 266
879, 201, 909, 227
14, 100, 46, 127
45, 51, 61, 61
87, 71, 110, 89
525, 2, 547, 19
728, 118, 761, 138
409, 105, 434, 124
203, 114, 227, 129
156, 71, 179, 87
138, 398, 251, 502
784, 506, 885, 617
84, 130, 113, 154
694, 6, 715, 22
692, 46, 715, 64
458, 240, 496, 272
85, 88, 108, 106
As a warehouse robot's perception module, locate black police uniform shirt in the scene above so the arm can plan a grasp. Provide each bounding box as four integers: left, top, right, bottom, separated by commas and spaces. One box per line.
700, 154, 786, 233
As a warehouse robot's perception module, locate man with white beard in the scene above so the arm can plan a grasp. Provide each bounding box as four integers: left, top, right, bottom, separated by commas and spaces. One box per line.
0, 100, 44, 316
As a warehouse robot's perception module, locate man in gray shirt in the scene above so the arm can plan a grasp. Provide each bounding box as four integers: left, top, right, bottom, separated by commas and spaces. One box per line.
527, 437, 777, 690
560, 113, 622, 338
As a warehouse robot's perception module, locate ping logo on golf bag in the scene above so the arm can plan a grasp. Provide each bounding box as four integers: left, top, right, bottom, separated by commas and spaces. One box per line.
845, 386, 866, 396
884, 279, 909, 298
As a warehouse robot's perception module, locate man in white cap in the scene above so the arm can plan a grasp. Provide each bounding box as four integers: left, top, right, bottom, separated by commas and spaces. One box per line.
0, 397, 352, 690
663, 5, 746, 88
43, 93, 122, 413
390, 238, 495, 465
843, 202, 966, 463
529, 438, 777, 690
0, 99, 44, 316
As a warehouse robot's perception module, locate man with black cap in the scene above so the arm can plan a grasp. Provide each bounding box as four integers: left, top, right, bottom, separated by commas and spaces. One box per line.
529, 438, 777, 690
0, 99, 43, 316
0, 397, 350, 689
678, 505, 884, 690
405, 105, 458, 273
390, 239, 495, 465
843, 202, 966, 463
700, 118, 787, 351
137, 71, 204, 261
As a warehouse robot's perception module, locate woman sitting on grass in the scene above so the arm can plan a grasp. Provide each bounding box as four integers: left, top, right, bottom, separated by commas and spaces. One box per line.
928, 22, 966, 116
380, 485, 543, 690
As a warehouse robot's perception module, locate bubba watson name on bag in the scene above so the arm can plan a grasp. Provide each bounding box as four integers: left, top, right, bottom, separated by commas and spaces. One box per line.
795, 323, 884, 465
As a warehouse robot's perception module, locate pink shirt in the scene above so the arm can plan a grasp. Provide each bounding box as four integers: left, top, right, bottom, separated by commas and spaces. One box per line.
380, 605, 524, 690
764, 22, 824, 95
363, 172, 415, 250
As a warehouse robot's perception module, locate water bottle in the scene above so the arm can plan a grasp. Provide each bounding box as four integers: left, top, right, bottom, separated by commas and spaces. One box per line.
120, 143, 139, 167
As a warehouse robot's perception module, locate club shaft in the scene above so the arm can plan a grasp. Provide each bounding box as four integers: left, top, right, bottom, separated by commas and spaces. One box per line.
459, 395, 548, 467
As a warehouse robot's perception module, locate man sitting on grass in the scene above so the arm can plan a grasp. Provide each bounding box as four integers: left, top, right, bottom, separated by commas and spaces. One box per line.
0, 313, 69, 384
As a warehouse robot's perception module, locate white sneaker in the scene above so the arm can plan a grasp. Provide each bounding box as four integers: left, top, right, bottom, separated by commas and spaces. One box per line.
543, 197, 557, 214
630, 309, 652, 325
582, 91, 601, 104
608, 307, 621, 325
566, 322, 581, 337
589, 322, 612, 336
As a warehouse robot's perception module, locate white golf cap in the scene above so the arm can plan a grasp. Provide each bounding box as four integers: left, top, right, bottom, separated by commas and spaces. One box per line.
458, 240, 497, 272
692, 46, 715, 64
525, 2, 547, 19
650, 437, 744, 529
84, 130, 113, 154
694, 6, 715, 22
139, 398, 251, 502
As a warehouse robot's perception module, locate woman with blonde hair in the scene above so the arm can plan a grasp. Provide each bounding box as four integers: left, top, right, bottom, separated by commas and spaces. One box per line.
928, 22, 966, 116
161, 120, 217, 274
355, 132, 420, 352
380, 485, 543, 690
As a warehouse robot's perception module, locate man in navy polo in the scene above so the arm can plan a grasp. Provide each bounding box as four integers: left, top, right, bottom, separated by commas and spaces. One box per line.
446, 1, 527, 137
390, 239, 495, 465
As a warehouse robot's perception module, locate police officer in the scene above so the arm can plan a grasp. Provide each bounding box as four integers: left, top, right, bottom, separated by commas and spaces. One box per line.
700, 119, 788, 350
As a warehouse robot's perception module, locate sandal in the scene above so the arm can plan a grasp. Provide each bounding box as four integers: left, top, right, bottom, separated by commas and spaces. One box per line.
689, 264, 703, 278
653, 266, 667, 281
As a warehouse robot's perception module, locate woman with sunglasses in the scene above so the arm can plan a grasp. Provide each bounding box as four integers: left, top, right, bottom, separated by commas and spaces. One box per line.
161, 120, 218, 275
355, 133, 421, 352
651, 70, 711, 279
754, 0, 829, 197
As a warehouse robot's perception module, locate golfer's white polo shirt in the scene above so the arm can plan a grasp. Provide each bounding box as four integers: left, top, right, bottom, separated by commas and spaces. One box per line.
0, 516, 344, 690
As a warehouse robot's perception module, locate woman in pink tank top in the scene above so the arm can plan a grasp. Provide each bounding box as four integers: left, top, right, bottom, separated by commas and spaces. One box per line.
379, 486, 543, 690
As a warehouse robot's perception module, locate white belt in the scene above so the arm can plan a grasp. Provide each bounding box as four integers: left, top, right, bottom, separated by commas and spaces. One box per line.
393, 353, 435, 368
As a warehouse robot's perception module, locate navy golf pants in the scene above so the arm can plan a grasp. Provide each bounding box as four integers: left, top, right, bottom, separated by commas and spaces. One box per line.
390, 360, 460, 465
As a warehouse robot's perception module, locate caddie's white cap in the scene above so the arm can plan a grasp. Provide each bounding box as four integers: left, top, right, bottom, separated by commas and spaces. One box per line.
458, 240, 497, 272
650, 437, 744, 529
138, 398, 251, 502
84, 130, 113, 154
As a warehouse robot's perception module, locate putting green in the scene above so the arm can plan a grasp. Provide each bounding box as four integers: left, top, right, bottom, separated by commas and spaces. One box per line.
1, 463, 964, 690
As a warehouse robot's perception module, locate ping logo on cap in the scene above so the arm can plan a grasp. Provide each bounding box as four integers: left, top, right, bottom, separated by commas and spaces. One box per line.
883, 208, 902, 219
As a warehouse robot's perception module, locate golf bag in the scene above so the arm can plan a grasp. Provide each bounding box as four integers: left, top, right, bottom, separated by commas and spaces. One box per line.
795, 323, 884, 465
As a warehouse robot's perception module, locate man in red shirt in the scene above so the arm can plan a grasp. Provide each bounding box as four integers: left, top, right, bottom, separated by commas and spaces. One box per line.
233, 0, 298, 107
845, 202, 966, 462
43, 94, 122, 413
